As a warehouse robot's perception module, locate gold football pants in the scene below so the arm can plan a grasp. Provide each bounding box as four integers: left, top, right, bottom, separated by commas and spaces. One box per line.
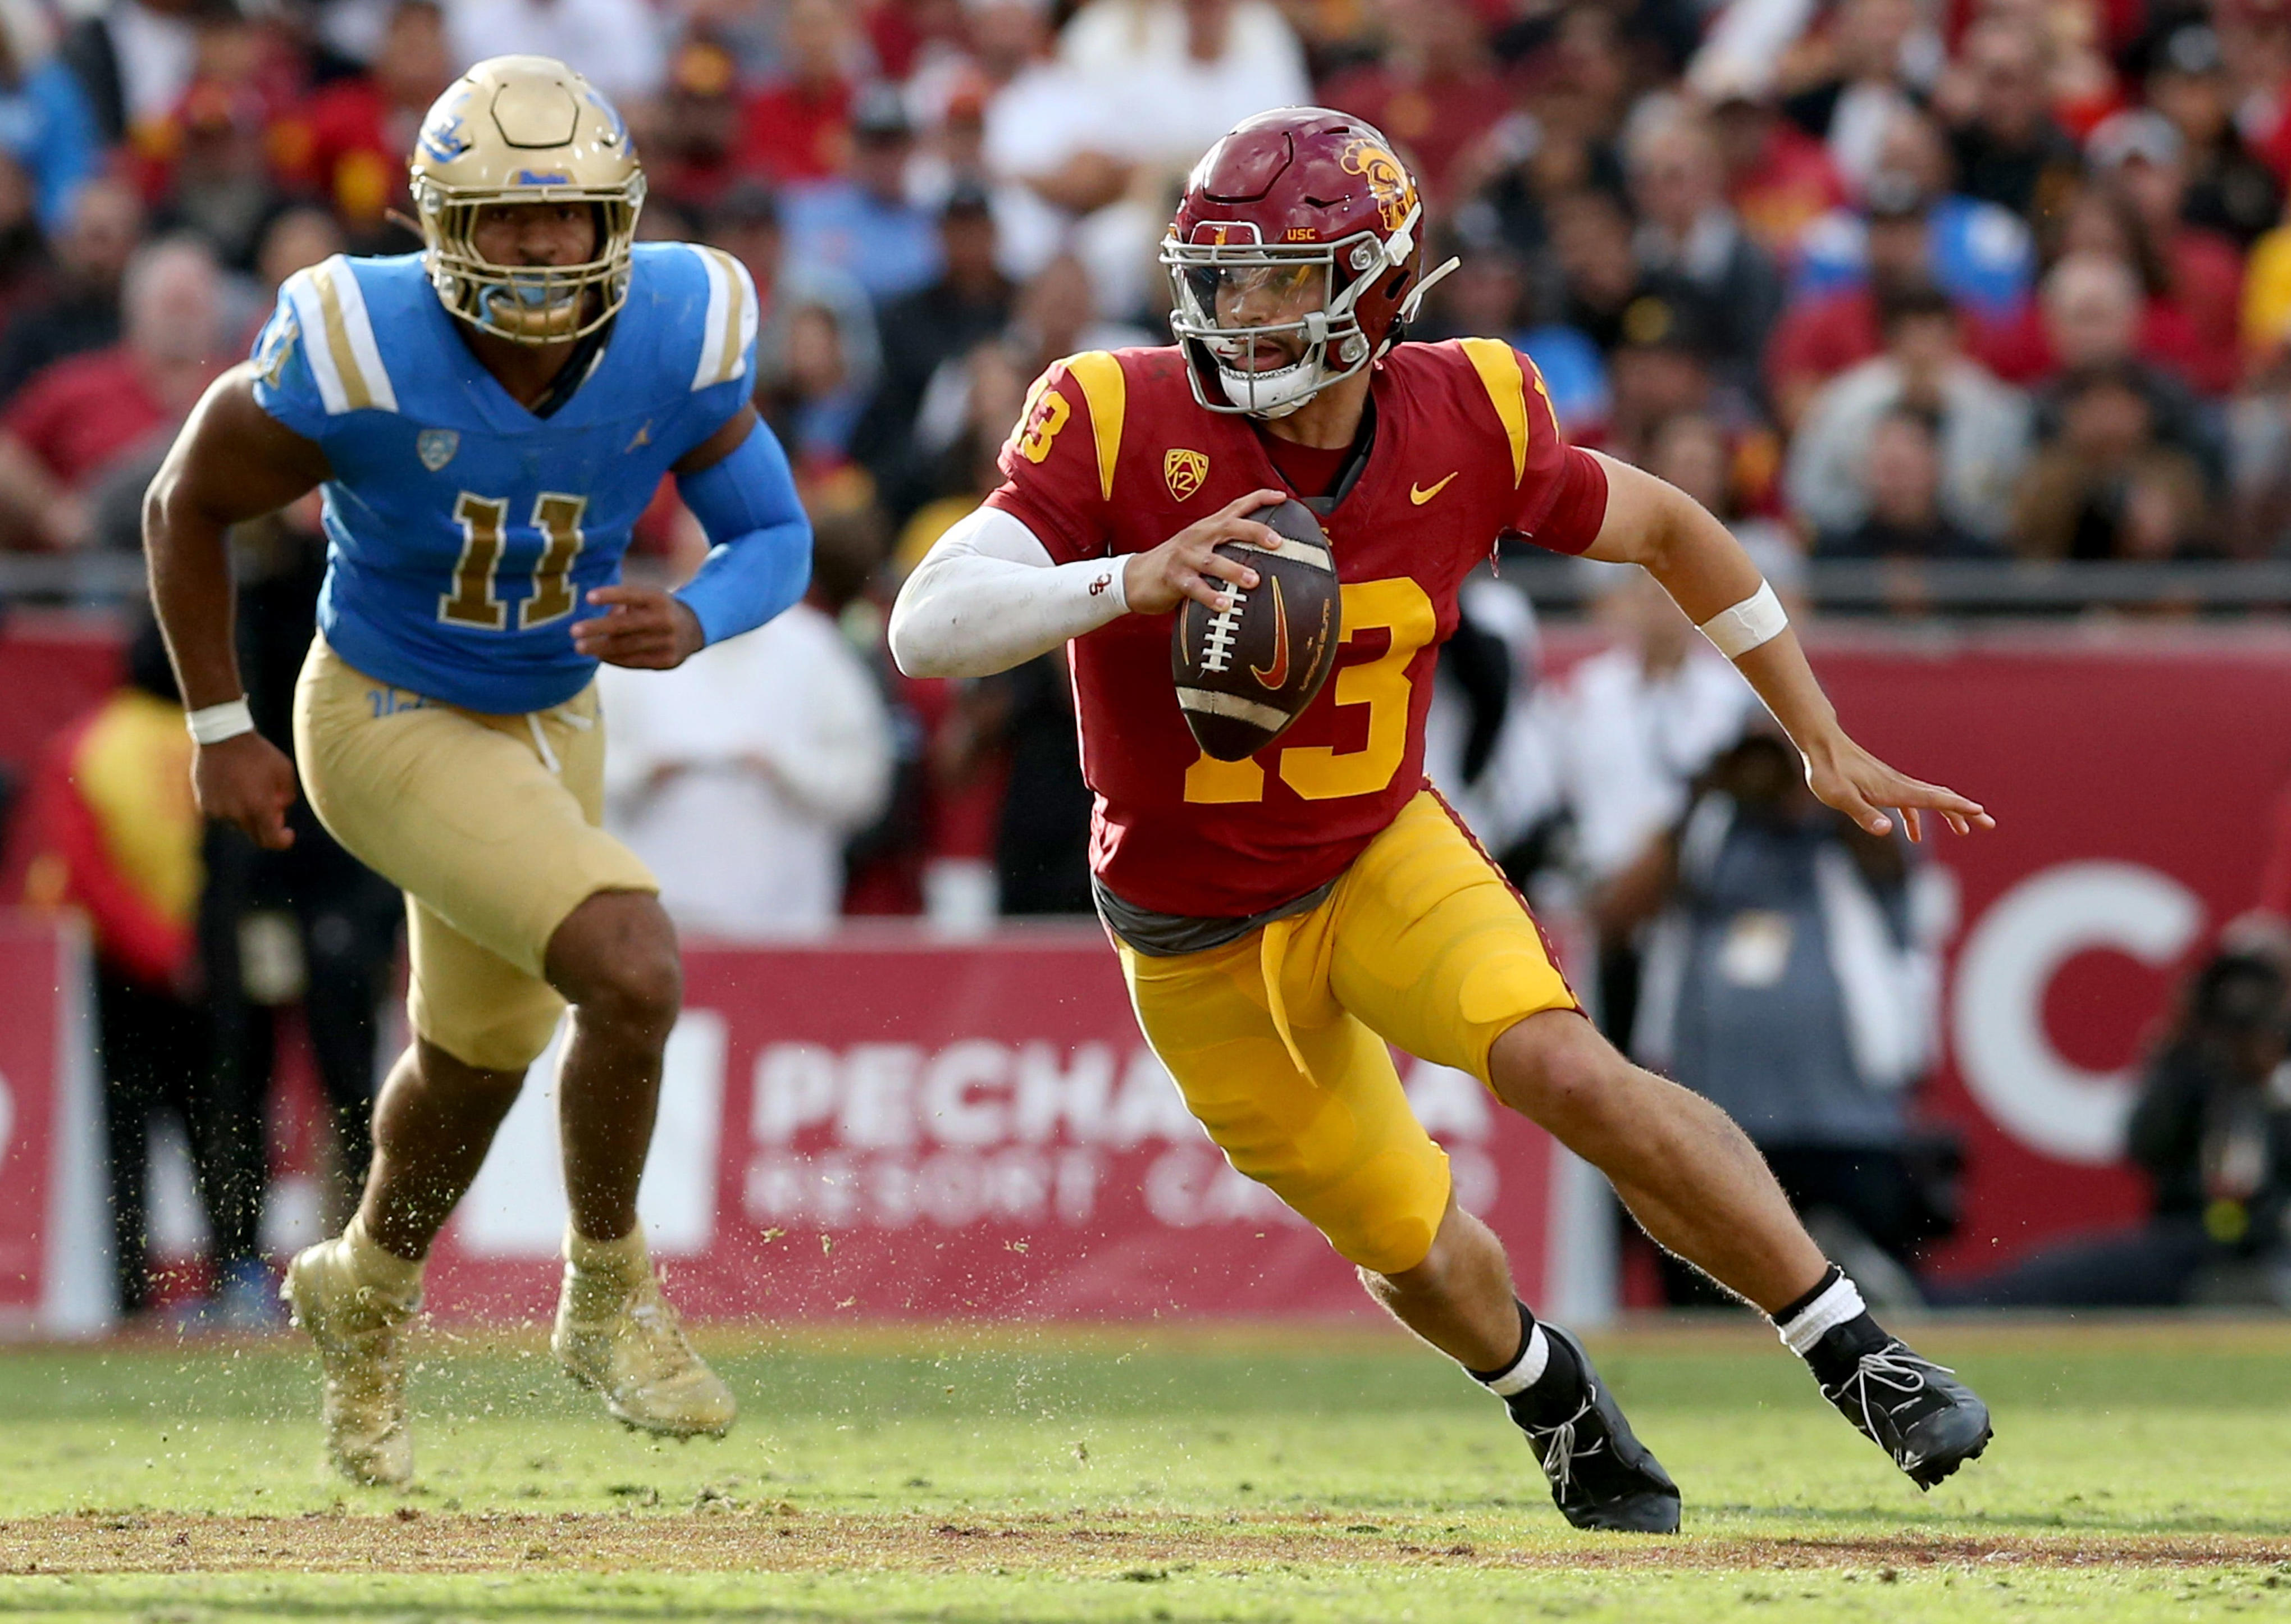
1119, 790, 1579, 1275
294, 636, 657, 1071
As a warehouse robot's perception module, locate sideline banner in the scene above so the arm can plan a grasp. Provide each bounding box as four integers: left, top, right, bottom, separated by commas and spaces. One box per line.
0, 912, 110, 1336
432, 932, 1566, 1323
6, 629, 2287, 1324
1807, 630, 2291, 1276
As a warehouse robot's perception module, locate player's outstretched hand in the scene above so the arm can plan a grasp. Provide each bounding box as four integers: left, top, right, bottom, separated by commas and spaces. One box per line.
573, 586, 706, 670
1121, 488, 1286, 617
1804, 730, 1995, 845
195, 732, 297, 851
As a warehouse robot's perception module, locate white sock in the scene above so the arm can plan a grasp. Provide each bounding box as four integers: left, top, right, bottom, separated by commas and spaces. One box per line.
1476, 1323, 1551, 1398
1776, 1272, 1866, 1356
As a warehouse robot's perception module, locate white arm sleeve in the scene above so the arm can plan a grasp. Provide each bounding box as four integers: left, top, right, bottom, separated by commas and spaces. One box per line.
888, 504, 1130, 679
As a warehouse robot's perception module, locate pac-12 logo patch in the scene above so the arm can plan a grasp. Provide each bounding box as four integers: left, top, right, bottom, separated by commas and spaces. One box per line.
1163, 448, 1208, 501
416, 429, 459, 472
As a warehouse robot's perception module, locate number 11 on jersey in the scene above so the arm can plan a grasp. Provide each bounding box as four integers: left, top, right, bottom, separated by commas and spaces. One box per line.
441, 490, 589, 631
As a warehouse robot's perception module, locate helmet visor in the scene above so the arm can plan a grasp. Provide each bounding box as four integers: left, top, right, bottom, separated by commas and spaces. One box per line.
1162, 230, 1381, 414
1185, 261, 1325, 326
1170, 245, 1330, 361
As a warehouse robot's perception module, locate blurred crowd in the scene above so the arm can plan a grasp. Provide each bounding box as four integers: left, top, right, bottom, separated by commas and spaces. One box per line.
13, 0, 2291, 1319
3, 0, 2291, 567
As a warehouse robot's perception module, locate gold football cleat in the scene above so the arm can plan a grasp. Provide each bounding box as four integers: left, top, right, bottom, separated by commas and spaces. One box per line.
282, 1234, 419, 1488
551, 1258, 736, 1439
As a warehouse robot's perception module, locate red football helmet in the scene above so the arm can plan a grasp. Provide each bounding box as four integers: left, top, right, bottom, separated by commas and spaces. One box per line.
1163, 107, 1453, 417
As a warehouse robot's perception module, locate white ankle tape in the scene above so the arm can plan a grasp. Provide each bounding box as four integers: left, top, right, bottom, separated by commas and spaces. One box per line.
565, 1225, 647, 1274
1479, 1324, 1550, 1397
1777, 1274, 1865, 1356
341, 1218, 422, 1302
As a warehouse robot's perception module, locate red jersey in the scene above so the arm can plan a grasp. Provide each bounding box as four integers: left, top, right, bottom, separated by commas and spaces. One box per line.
985, 340, 1608, 920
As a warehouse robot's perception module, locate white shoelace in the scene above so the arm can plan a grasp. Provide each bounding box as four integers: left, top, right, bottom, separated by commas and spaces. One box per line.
1835, 1344, 1951, 1462
624, 1286, 699, 1365
1525, 1396, 1608, 1503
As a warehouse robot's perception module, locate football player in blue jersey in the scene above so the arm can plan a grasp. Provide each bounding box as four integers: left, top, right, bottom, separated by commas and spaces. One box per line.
142, 57, 811, 1487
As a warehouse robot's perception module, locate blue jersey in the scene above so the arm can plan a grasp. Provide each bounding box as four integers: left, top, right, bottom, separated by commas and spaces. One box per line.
250, 243, 763, 715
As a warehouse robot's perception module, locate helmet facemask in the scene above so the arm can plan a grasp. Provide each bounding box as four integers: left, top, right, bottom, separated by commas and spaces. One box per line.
416, 180, 644, 345
1162, 205, 1423, 418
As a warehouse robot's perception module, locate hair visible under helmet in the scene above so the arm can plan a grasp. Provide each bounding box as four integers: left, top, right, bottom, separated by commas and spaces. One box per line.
1161, 107, 1456, 418
407, 55, 645, 345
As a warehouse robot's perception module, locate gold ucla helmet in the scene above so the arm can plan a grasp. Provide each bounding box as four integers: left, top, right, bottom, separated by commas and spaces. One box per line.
408, 56, 645, 344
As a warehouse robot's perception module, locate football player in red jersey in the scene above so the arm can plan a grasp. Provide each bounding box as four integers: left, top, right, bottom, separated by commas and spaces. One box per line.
890, 109, 1995, 1530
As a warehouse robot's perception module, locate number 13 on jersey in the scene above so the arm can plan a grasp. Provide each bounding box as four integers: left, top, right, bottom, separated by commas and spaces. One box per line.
1184, 576, 1437, 804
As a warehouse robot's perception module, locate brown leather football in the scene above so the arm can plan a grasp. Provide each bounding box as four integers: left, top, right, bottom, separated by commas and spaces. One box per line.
1171, 499, 1343, 762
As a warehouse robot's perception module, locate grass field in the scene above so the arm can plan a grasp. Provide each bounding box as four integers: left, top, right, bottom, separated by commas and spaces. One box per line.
1, 1317, 2288, 1621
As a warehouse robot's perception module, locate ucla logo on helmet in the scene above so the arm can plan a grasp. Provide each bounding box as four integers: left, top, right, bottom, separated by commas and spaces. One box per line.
418, 90, 473, 163
1339, 136, 1416, 232
1163, 448, 1208, 501
416, 429, 460, 472
586, 86, 629, 147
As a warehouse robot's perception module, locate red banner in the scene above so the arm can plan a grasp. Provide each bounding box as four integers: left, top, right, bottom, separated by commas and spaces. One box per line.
0, 615, 123, 778
0, 913, 107, 1334
1810, 629, 2291, 1275
426, 930, 1564, 1322
6, 627, 2287, 1325
0, 919, 62, 1311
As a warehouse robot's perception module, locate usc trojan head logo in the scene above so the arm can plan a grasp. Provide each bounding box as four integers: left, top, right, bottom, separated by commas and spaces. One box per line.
1340, 136, 1416, 233
1163, 448, 1208, 501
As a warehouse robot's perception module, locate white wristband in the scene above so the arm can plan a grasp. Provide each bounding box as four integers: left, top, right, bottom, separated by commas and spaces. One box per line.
1696, 581, 1787, 660
185, 699, 255, 745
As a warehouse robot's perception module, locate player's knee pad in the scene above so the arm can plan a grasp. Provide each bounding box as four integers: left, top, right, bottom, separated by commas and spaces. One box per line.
1281, 1144, 1452, 1276
1327, 1197, 1444, 1278
409, 978, 565, 1074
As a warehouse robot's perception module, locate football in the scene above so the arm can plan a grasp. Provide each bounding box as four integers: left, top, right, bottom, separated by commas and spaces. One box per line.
1170, 498, 1343, 762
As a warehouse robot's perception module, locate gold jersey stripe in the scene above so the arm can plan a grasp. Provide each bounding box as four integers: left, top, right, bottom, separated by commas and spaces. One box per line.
313, 263, 375, 413
699, 246, 747, 386
1457, 336, 1529, 489
1064, 350, 1126, 503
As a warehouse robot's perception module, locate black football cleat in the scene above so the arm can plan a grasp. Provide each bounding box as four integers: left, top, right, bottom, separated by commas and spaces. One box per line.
1507, 1326, 1682, 1532
1820, 1338, 1992, 1490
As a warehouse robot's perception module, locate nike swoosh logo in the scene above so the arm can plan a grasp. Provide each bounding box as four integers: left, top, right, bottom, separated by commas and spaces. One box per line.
1251, 575, 1290, 688
1410, 472, 1458, 504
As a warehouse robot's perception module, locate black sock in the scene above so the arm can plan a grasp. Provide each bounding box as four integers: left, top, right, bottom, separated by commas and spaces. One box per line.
1464, 1301, 1582, 1427
1773, 1263, 1891, 1392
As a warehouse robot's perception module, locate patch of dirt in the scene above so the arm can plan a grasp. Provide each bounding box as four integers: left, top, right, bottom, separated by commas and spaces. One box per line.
0, 1514, 2283, 1577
